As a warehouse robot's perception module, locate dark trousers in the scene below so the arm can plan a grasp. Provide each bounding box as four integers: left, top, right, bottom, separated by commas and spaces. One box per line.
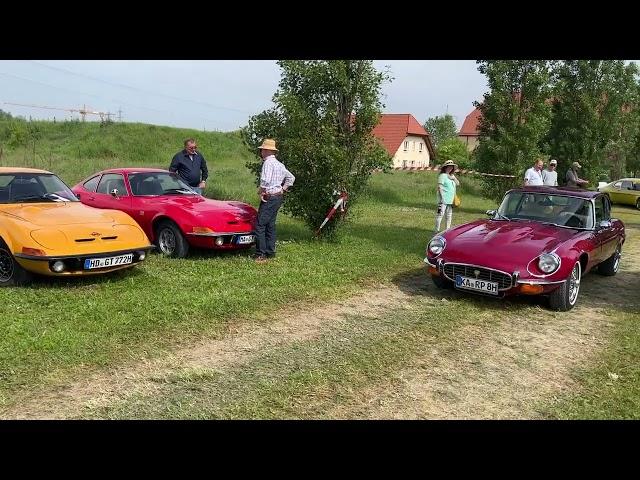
255, 196, 283, 257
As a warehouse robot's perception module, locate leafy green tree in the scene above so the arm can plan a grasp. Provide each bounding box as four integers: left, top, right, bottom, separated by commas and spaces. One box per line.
242, 60, 392, 236
424, 114, 458, 149
475, 60, 553, 201
437, 137, 471, 169
545, 60, 639, 182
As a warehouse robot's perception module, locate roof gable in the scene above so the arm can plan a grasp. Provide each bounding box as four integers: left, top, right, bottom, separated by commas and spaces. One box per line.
372, 114, 435, 158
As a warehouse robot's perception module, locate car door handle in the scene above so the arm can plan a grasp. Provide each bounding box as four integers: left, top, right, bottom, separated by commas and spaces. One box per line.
88, 196, 95, 201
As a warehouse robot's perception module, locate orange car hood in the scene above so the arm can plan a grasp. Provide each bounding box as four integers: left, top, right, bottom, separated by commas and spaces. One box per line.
0, 202, 117, 225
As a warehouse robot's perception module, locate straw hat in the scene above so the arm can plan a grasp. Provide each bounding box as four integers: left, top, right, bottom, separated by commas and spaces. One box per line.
258, 138, 278, 151
572, 161, 582, 169
440, 160, 457, 171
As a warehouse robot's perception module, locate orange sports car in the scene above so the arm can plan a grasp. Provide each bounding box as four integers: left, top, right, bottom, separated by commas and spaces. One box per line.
0, 167, 153, 286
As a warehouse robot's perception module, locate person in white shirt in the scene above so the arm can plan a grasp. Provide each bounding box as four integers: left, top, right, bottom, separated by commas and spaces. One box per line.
254, 138, 295, 263
542, 158, 558, 186
523, 158, 544, 186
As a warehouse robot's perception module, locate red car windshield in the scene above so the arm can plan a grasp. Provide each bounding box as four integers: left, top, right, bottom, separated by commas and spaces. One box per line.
128, 172, 197, 196
0, 173, 79, 203
498, 192, 594, 229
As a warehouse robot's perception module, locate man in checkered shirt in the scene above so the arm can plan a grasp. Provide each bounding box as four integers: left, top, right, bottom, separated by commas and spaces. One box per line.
254, 138, 295, 263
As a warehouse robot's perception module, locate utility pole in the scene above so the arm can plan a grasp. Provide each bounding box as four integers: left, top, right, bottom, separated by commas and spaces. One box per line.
118, 108, 122, 122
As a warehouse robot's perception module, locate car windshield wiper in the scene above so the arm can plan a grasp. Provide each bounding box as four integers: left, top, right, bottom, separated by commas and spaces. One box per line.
12, 194, 58, 203
494, 211, 511, 221
43, 193, 71, 202
164, 188, 195, 195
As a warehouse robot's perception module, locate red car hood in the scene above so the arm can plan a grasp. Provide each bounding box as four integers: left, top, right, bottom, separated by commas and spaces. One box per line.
146, 195, 257, 228
154, 195, 251, 214
440, 219, 581, 270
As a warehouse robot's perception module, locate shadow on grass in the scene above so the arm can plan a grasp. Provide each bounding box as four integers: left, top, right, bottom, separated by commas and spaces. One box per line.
26, 264, 147, 290
390, 265, 639, 315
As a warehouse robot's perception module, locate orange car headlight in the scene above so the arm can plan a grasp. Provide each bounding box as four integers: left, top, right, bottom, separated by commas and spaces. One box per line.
192, 227, 215, 234
22, 247, 46, 256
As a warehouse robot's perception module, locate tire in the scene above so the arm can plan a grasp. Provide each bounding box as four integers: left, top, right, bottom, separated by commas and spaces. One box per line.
431, 274, 453, 289
155, 220, 189, 258
636, 197, 640, 210
598, 243, 621, 276
0, 245, 34, 287
549, 261, 581, 311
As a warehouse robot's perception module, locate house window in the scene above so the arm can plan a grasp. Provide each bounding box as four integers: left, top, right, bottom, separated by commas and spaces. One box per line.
419, 142, 423, 152
404, 141, 408, 151
412, 142, 415, 151
402, 160, 407, 168
411, 160, 415, 167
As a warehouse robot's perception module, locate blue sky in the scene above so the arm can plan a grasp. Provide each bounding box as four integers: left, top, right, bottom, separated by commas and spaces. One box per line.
0, 60, 488, 131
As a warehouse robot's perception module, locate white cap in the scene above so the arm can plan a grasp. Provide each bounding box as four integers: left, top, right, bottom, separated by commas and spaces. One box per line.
549, 159, 557, 165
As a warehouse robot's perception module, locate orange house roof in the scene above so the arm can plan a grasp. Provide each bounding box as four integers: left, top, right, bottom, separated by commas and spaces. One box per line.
459, 108, 482, 137
371, 114, 435, 159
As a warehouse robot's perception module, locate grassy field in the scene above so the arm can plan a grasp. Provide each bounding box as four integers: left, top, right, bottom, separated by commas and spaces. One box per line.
0, 120, 638, 419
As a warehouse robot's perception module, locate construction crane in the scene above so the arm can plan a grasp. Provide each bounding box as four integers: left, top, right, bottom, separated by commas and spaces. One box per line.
3, 102, 115, 123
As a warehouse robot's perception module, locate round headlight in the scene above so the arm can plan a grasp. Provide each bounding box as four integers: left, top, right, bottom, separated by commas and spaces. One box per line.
52, 261, 65, 273
215, 237, 224, 246
428, 236, 446, 256
538, 253, 560, 274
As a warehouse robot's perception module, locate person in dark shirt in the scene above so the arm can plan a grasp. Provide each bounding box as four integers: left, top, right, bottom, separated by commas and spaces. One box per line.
169, 138, 209, 195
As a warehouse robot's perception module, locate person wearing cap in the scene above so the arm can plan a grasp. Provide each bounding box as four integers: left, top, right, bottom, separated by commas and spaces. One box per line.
523, 158, 544, 186
254, 138, 295, 263
435, 159, 460, 232
542, 159, 558, 186
169, 138, 209, 195
566, 161, 589, 188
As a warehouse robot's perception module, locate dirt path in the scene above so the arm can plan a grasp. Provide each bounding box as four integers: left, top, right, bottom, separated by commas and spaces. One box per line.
3, 229, 637, 420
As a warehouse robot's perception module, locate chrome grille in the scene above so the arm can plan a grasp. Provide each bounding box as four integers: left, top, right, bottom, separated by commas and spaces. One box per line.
443, 263, 512, 290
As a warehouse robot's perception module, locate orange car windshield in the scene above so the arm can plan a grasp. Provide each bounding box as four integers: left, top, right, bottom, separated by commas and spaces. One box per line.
0, 174, 79, 204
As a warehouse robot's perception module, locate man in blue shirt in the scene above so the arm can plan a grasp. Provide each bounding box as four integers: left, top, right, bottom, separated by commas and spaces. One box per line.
169, 138, 209, 195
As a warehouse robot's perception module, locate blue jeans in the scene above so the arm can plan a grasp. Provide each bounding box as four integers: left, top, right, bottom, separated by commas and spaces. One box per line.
190, 186, 202, 195
255, 196, 283, 257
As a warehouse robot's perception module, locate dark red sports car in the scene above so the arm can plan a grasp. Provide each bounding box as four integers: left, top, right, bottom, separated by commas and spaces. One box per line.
72, 168, 257, 258
424, 186, 625, 311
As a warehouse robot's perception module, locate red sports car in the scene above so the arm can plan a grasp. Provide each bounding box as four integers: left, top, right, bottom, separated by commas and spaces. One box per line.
424, 186, 625, 311
72, 168, 257, 258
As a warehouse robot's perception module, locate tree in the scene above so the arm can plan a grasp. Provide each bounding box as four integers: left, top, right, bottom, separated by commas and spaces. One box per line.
424, 114, 458, 149
474, 60, 553, 202
242, 60, 392, 236
437, 137, 471, 169
545, 60, 639, 182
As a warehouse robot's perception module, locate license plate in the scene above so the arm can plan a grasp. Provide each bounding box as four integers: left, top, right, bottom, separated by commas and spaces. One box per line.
236, 235, 255, 245
455, 275, 499, 295
84, 253, 133, 269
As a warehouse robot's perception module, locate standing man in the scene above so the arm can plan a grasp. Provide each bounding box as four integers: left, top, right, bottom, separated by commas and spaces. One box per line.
523, 157, 544, 186
566, 161, 589, 188
254, 138, 295, 263
169, 138, 208, 195
542, 158, 559, 186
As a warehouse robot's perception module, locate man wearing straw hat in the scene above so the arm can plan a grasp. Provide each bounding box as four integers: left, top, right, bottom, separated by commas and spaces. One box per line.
254, 138, 295, 263
435, 159, 460, 232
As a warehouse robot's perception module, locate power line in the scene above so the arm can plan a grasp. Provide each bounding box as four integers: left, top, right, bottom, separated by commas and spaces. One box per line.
0, 71, 240, 129
28, 60, 254, 115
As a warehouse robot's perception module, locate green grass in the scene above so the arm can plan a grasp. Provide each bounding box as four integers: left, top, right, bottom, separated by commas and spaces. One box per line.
85, 295, 501, 419
0, 120, 498, 407
2, 120, 639, 419
541, 309, 640, 419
